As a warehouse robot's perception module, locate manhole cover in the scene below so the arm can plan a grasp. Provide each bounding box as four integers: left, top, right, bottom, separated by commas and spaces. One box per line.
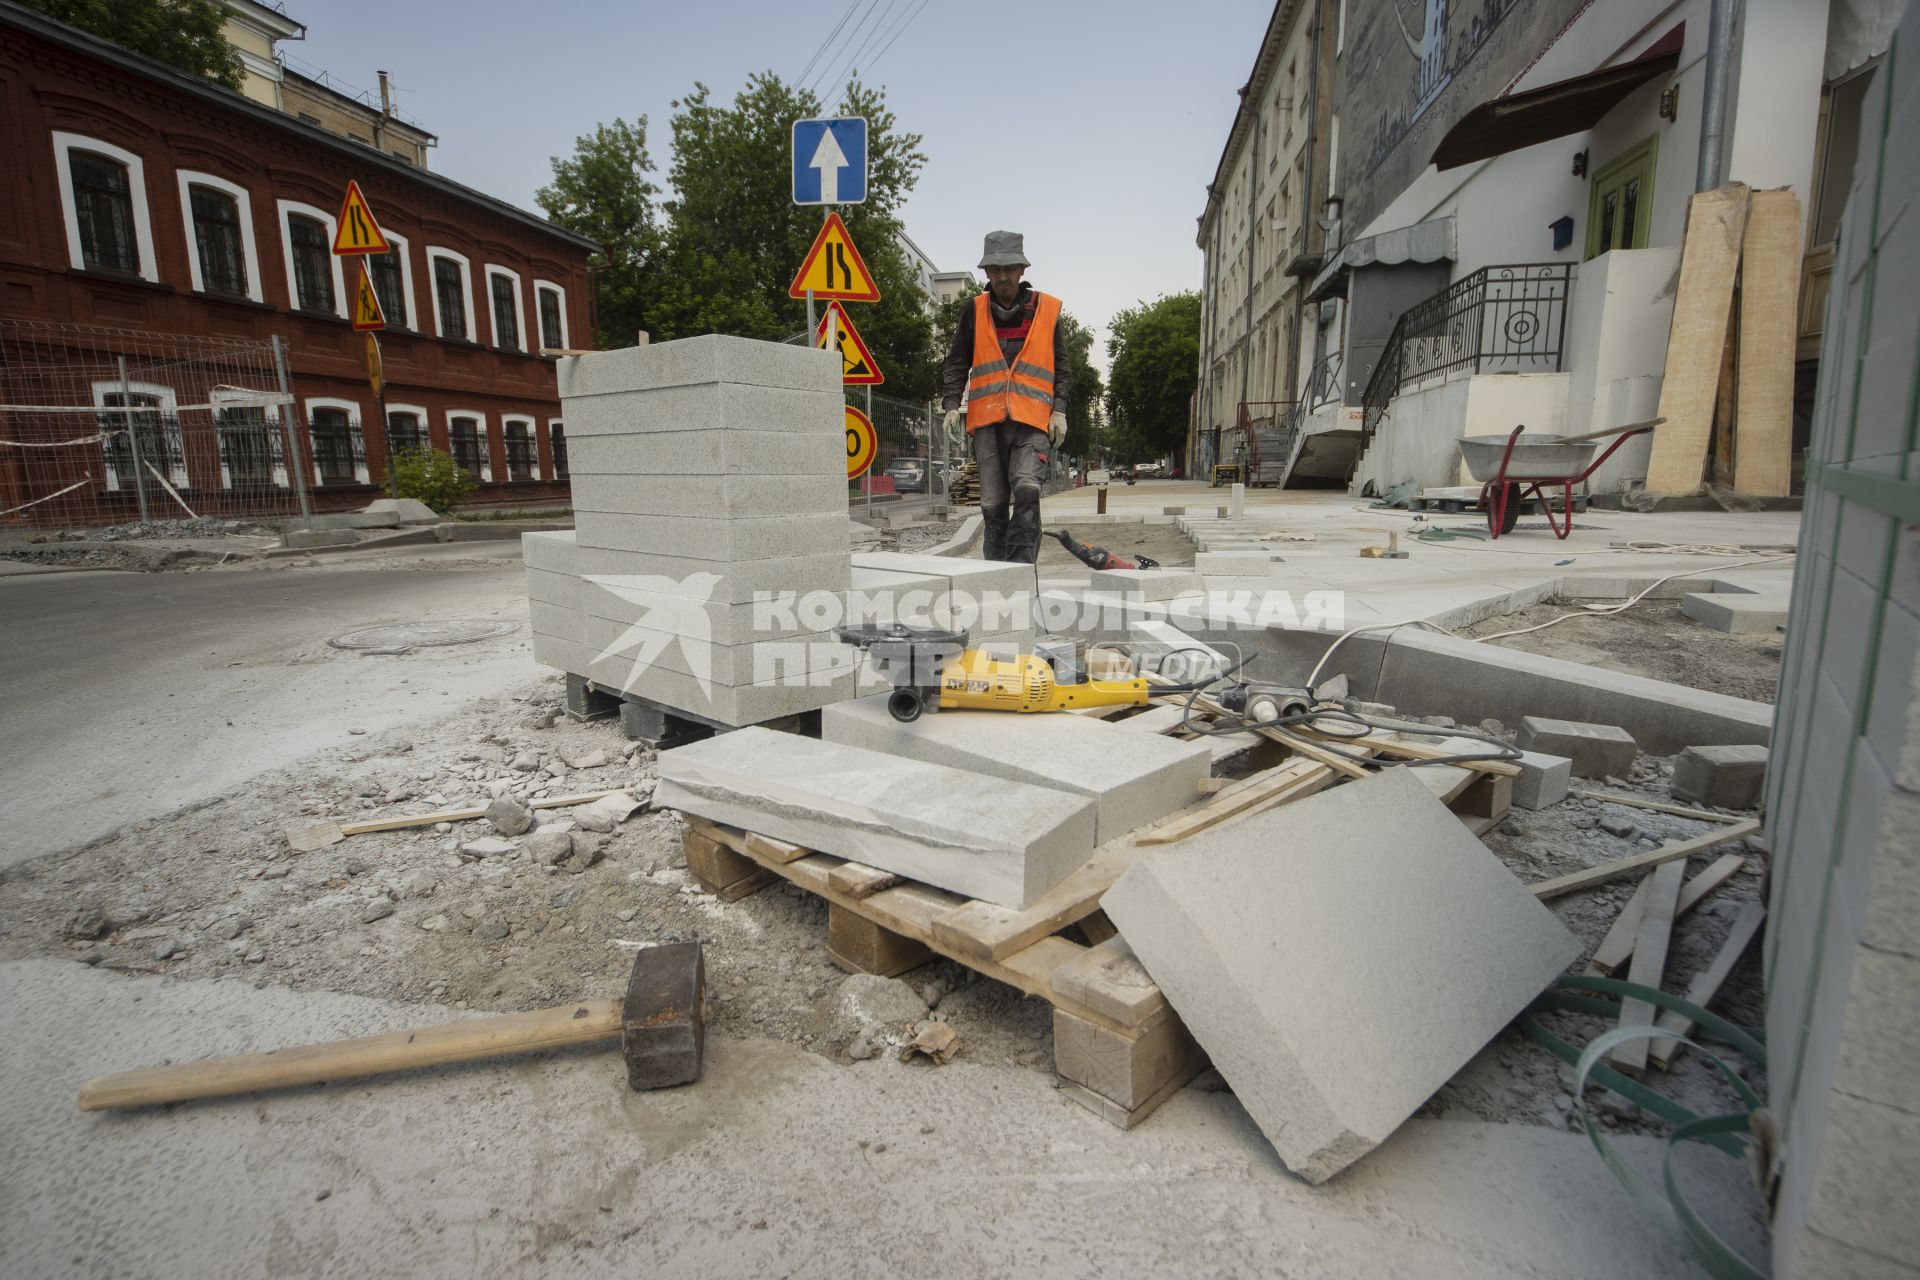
327, 620, 518, 653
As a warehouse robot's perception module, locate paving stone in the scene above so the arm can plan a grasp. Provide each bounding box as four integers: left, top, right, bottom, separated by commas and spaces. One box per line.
1102, 768, 1581, 1183
1194, 550, 1287, 574
1512, 750, 1573, 810
1671, 744, 1770, 808
1086, 568, 1204, 601
527, 536, 852, 607
574, 511, 851, 563
556, 333, 841, 400
1515, 717, 1638, 779
653, 727, 1096, 908
1681, 592, 1790, 634
570, 473, 849, 520
568, 428, 845, 477
820, 695, 1209, 843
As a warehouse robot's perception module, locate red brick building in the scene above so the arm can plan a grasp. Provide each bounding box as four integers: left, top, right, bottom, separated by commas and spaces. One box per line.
0, 1, 597, 519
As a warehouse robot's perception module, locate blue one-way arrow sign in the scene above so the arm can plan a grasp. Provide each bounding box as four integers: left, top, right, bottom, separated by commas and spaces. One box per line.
792, 116, 868, 206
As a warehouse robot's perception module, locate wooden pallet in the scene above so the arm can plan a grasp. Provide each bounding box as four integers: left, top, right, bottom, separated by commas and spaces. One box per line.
679, 816, 1204, 1128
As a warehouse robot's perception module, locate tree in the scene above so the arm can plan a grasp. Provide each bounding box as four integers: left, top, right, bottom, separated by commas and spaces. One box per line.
1106, 292, 1201, 463
536, 118, 662, 349
650, 73, 937, 400
21, 0, 242, 89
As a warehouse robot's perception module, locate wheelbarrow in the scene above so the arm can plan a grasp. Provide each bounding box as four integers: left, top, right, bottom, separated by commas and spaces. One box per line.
1459, 417, 1664, 539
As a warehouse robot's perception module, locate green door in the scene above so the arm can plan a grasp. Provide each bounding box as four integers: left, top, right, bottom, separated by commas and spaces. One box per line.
1586, 136, 1658, 259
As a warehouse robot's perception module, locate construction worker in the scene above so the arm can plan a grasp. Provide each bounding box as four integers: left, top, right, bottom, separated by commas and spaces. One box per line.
941, 231, 1068, 564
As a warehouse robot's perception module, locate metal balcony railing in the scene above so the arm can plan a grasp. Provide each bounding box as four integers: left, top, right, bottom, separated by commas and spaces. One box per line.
1360, 263, 1573, 446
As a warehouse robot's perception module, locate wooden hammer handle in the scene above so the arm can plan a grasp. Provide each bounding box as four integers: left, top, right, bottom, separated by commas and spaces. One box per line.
77, 998, 624, 1111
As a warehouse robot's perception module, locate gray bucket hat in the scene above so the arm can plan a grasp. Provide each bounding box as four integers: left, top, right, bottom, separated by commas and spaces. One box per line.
978, 230, 1030, 268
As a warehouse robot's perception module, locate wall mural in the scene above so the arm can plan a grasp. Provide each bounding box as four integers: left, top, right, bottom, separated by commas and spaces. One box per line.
1339, 0, 1588, 237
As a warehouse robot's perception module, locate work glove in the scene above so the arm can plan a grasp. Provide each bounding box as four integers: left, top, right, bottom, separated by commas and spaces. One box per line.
1048, 411, 1067, 448
942, 408, 961, 437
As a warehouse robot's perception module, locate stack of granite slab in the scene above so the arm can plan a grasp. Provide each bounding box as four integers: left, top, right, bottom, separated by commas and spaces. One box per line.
523, 334, 1039, 726
525, 335, 851, 725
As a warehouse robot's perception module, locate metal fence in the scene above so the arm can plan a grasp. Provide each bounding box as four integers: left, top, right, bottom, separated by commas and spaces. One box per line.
1360, 263, 1574, 445
0, 319, 306, 528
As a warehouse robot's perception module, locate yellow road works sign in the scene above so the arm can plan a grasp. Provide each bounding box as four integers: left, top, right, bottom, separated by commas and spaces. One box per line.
364, 333, 383, 398
352, 262, 387, 331
788, 210, 880, 302
333, 180, 391, 255
845, 405, 877, 479
814, 300, 883, 385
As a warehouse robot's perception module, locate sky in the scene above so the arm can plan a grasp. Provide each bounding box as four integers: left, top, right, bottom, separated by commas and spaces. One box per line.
294, 0, 1274, 367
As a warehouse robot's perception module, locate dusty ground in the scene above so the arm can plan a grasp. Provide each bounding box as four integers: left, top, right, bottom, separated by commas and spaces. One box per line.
0, 669, 1765, 1140
1459, 599, 1784, 703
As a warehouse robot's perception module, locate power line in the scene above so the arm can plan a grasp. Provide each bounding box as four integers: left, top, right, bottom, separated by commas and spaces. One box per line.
861, 0, 933, 82
795, 0, 862, 90
804, 0, 885, 98
821, 0, 898, 98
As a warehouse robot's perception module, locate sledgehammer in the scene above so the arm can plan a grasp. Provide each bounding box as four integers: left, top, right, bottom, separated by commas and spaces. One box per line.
76, 941, 704, 1111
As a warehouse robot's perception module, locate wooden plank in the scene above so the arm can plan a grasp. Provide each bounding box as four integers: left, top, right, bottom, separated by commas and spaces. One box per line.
1585, 856, 1742, 978
743, 831, 810, 864
1050, 938, 1170, 1032
1734, 188, 1803, 497
1077, 911, 1117, 945
1262, 727, 1372, 780
1586, 875, 1654, 977
682, 830, 775, 901
1052, 1008, 1202, 1111
1529, 819, 1760, 899
1649, 900, 1767, 1070
1449, 772, 1513, 821
1610, 860, 1685, 1075
927, 838, 1158, 964
1296, 728, 1521, 777
826, 861, 902, 900
1135, 759, 1330, 846
1646, 184, 1752, 494
284, 789, 625, 850
1569, 789, 1747, 824
827, 903, 932, 977
1056, 1058, 1206, 1129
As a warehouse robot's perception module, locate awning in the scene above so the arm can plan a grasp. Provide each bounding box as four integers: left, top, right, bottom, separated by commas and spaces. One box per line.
1431, 24, 1684, 171
1306, 217, 1455, 302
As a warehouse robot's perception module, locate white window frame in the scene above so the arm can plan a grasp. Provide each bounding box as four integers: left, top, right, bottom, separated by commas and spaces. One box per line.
277, 200, 348, 319
369, 230, 418, 331
499, 413, 537, 482
90, 379, 183, 490
175, 171, 264, 303
210, 386, 289, 489
304, 395, 370, 485
447, 408, 491, 482
483, 265, 527, 352
425, 247, 477, 341
53, 132, 160, 283
532, 279, 570, 351
544, 418, 564, 480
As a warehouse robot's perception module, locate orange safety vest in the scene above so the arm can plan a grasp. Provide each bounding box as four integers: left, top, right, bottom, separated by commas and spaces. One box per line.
965, 291, 1061, 433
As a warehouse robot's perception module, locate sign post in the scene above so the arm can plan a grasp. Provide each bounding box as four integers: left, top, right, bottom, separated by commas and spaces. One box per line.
332, 182, 392, 487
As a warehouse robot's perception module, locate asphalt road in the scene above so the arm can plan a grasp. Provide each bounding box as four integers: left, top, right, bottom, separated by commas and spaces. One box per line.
0, 554, 539, 867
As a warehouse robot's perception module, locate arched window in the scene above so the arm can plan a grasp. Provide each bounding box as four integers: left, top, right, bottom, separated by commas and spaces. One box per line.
70, 150, 139, 274
288, 214, 334, 312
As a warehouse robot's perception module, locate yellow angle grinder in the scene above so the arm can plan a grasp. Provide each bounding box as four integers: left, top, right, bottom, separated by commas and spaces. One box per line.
835, 623, 1154, 722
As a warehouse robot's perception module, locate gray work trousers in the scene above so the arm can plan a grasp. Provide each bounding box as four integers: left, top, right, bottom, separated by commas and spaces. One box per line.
973, 420, 1048, 563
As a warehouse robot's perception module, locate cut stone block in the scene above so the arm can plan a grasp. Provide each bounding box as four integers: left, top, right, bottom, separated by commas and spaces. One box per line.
1515, 716, 1638, 779
528, 536, 851, 606
1513, 750, 1573, 810
1681, 592, 1790, 634
568, 428, 845, 477
1195, 550, 1285, 574
820, 696, 1210, 843
653, 728, 1096, 908
1128, 619, 1234, 683
557, 333, 841, 400
360, 497, 439, 525
1102, 768, 1581, 1183
570, 473, 849, 520
282, 528, 357, 549
562, 381, 842, 440
1671, 744, 1770, 809
577, 574, 826, 646
589, 660, 851, 724
1087, 568, 1203, 601
581, 613, 843, 685
574, 511, 851, 563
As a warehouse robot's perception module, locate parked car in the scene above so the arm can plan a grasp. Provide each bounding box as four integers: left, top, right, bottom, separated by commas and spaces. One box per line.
883, 458, 927, 493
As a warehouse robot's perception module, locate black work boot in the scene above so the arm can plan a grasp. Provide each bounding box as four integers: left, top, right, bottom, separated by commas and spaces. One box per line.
980, 506, 1010, 561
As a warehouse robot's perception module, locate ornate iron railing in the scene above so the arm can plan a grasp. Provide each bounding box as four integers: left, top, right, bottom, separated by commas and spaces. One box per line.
1359, 263, 1574, 446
